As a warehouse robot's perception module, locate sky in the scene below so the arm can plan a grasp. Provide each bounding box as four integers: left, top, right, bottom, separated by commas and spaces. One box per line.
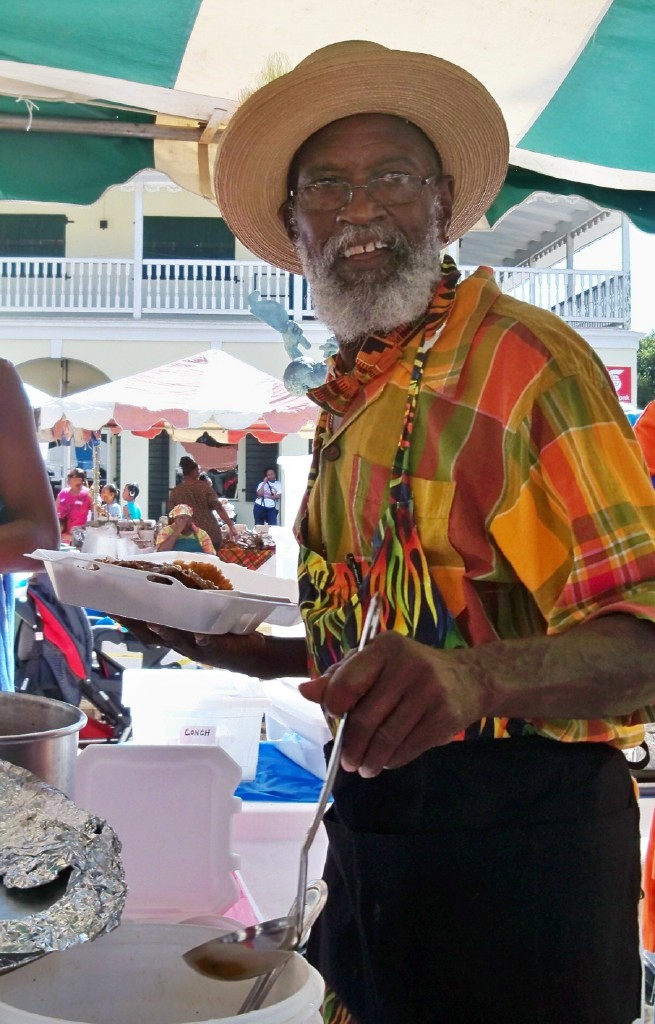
574, 224, 655, 335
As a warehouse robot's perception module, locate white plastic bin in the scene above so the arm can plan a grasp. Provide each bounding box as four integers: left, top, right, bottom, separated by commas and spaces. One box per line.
0, 921, 324, 1023
122, 669, 269, 780
262, 679, 331, 780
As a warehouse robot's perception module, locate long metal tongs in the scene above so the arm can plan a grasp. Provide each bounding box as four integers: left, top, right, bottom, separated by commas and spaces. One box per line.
291, 593, 382, 944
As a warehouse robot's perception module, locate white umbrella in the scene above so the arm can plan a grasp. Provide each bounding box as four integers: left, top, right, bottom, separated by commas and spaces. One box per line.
39, 349, 318, 442
22, 382, 54, 409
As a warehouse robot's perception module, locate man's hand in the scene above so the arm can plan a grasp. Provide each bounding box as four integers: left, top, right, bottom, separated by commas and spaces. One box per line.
116, 618, 268, 672
116, 619, 308, 679
298, 615, 655, 779
299, 633, 486, 778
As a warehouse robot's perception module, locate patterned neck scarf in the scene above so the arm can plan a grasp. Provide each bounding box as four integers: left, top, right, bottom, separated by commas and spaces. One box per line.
306, 254, 460, 417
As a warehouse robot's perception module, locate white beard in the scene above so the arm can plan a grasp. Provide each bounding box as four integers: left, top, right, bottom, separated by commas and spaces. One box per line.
294, 209, 445, 347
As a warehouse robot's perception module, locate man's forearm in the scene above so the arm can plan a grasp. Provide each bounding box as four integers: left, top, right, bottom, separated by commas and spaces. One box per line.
159, 630, 309, 679
474, 613, 655, 721
260, 635, 309, 678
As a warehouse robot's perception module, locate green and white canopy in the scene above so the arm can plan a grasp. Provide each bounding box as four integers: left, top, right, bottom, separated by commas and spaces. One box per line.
1, 0, 654, 229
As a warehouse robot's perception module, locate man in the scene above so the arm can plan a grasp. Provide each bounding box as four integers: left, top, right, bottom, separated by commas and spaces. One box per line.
146, 42, 655, 1024
0, 360, 60, 690
168, 455, 237, 547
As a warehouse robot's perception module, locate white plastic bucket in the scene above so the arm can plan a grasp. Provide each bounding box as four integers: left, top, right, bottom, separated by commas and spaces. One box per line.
0, 922, 324, 1024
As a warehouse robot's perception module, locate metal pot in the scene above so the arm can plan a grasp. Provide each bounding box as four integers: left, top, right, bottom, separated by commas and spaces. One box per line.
0, 692, 86, 797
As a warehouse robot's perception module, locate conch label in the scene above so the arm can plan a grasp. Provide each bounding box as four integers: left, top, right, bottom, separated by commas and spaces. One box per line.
180, 725, 217, 743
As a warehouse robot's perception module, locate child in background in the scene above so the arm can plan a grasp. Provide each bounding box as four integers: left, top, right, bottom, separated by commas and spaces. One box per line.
99, 483, 122, 518
122, 483, 143, 520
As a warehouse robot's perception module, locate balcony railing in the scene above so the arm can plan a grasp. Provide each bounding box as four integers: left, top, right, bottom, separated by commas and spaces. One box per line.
0, 257, 630, 327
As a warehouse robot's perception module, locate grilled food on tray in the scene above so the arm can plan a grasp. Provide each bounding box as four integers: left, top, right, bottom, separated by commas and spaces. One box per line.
97, 557, 234, 591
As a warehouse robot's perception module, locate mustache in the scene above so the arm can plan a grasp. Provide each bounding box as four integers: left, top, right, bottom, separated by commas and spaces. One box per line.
320, 223, 409, 262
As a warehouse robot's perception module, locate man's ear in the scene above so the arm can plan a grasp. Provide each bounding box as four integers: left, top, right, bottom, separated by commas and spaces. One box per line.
279, 200, 298, 242
434, 175, 454, 244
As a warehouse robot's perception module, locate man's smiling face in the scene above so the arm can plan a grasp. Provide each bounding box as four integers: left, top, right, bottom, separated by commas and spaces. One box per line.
282, 114, 453, 345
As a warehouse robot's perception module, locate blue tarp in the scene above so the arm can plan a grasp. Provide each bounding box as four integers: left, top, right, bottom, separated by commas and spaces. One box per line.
236, 742, 326, 803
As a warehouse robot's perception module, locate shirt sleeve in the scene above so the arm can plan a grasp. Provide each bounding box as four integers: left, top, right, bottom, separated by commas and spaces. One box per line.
197, 528, 216, 554
156, 525, 173, 549
491, 367, 655, 634
635, 401, 655, 477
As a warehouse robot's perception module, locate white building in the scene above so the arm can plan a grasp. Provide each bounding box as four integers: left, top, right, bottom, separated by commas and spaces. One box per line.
0, 173, 641, 523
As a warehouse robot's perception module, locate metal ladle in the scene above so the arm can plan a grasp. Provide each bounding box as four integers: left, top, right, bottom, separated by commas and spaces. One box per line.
183, 594, 382, 983
237, 879, 327, 1015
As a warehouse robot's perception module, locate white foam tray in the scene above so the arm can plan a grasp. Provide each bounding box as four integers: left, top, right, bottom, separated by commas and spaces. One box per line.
31, 549, 300, 634
75, 745, 242, 921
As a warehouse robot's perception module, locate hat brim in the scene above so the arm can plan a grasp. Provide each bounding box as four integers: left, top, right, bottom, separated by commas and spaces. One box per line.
215, 44, 509, 275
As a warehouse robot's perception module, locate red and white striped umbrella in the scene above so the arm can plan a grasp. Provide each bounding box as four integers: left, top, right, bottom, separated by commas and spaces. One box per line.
39, 349, 317, 443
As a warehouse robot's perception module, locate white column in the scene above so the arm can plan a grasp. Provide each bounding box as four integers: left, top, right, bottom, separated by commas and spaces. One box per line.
621, 215, 631, 330
132, 180, 144, 319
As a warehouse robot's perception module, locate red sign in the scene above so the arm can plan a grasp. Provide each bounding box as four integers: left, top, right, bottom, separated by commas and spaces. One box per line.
606, 366, 632, 403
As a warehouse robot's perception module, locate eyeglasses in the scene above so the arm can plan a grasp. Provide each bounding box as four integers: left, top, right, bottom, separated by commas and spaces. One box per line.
290, 172, 440, 213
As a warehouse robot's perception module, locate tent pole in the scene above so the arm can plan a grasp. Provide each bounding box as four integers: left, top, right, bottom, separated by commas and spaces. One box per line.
0, 114, 209, 141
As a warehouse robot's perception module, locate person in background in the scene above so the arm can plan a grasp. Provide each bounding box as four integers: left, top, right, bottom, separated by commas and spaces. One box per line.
127, 41, 655, 1024
155, 504, 216, 555
253, 467, 282, 526
0, 361, 60, 690
167, 455, 237, 547
56, 467, 93, 544
634, 401, 655, 486
99, 483, 122, 518
122, 482, 143, 520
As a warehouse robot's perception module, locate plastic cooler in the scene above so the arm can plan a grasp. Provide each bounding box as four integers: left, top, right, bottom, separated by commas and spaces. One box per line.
262, 678, 331, 780
122, 669, 269, 780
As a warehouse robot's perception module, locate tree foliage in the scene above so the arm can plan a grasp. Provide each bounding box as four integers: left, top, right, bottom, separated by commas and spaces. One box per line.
638, 331, 655, 408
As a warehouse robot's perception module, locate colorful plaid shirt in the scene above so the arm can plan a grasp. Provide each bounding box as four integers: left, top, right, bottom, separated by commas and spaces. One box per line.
305, 267, 655, 748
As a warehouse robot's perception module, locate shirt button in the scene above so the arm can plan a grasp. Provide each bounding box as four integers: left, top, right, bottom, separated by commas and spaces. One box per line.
323, 443, 341, 462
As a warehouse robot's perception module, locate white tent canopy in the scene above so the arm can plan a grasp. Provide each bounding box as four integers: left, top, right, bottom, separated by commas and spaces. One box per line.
22, 382, 54, 409
2, 0, 654, 229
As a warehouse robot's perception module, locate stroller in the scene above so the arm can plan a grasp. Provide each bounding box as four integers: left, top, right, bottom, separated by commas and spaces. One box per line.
14, 573, 176, 742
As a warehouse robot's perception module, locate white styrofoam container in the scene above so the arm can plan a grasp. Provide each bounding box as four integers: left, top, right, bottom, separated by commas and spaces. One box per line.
122, 669, 269, 781
262, 679, 331, 780
31, 549, 300, 634
75, 744, 242, 922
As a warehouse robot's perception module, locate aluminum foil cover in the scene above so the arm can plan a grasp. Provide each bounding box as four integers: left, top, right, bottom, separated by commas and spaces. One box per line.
0, 759, 127, 958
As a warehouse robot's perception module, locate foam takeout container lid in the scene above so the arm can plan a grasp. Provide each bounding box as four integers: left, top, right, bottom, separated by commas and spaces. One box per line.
75, 744, 242, 921
29, 549, 300, 634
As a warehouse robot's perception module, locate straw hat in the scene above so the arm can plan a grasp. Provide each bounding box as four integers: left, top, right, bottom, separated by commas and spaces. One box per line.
215, 40, 509, 275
